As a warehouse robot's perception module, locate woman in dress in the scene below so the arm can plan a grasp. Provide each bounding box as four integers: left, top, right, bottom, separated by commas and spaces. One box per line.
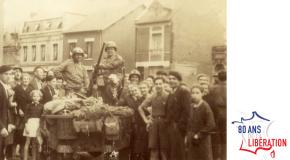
185, 85, 215, 160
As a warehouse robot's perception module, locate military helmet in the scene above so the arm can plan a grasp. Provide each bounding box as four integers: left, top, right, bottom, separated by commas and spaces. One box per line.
105, 41, 117, 51
72, 47, 85, 56
129, 69, 141, 80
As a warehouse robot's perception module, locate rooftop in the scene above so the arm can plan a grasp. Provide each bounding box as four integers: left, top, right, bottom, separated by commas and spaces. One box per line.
136, 0, 172, 24
64, 2, 145, 33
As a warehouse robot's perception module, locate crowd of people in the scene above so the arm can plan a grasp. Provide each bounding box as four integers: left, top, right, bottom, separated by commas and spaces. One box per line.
0, 42, 226, 160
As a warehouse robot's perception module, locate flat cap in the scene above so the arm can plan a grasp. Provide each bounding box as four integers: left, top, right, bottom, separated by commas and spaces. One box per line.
13, 66, 23, 72
169, 71, 182, 81
0, 65, 13, 74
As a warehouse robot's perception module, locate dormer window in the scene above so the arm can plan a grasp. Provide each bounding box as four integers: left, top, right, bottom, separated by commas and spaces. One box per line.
35, 24, 40, 31
23, 26, 30, 33
57, 22, 62, 29
46, 22, 51, 30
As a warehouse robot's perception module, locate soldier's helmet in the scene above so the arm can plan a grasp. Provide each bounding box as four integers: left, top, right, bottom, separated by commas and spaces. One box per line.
72, 47, 85, 56
129, 69, 141, 80
105, 41, 117, 51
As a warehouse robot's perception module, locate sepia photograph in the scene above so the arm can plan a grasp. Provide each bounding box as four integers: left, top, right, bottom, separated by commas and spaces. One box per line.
0, 0, 226, 159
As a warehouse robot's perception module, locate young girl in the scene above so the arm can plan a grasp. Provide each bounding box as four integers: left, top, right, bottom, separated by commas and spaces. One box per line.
186, 85, 215, 160
23, 90, 44, 160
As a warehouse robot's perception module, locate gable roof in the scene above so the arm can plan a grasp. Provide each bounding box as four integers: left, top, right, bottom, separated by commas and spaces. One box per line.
136, 0, 172, 24
64, 3, 144, 33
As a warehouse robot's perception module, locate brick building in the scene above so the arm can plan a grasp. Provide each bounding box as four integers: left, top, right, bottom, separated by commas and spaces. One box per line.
63, 3, 145, 72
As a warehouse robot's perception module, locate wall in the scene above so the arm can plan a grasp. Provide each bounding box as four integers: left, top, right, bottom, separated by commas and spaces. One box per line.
102, 5, 145, 73
19, 31, 63, 65
171, 0, 226, 84
3, 46, 19, 65
63, 31, 101, 68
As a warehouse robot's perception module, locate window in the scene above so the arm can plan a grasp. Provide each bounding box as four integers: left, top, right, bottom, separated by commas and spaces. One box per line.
24, 26, 30, 33
53, 44, 58, 61
151, 33, 162, 50
86, 42, 93, 58
149, 26, 164, 61
41, 45, 46, 61
35, 24, 40, 31
57, 22, 62, 29
32, 45, 36, 61
23, 46, 28, 62
46, 23, 51, 30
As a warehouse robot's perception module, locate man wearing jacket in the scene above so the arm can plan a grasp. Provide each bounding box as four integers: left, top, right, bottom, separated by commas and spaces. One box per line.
0, 65, 15, 160
29, 66, 45, 90
95, 41, 124, 81
166, 71, 191, 160
53, 47, 89, 95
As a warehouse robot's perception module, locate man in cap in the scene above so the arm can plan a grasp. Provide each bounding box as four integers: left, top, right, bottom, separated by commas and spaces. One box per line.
156, 70, 168, 82
95, 41, 124, 80
53, 47, 89, 95
0, 65, 15, 160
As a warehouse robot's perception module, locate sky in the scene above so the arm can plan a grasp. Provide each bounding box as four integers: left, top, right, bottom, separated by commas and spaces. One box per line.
3, 0, 149, 32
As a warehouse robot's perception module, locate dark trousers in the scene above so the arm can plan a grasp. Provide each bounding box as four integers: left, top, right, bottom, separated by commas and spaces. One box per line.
168, 123, 186, 160
5, 145, 13, 159
13, 129, 25, 159
211, 133, 221, 160
0, 137, 14, 160
0, 137, 4, 160
0, 140, 12, 160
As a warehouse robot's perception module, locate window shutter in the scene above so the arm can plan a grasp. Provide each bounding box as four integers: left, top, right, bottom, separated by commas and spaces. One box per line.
136, 27, 150, 62
136, 27, 149, 54
164, 24, 171, 61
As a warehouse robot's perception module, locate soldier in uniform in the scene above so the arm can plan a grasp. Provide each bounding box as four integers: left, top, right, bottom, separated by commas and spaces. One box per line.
96, 41, 124, 81
128, 69, 141, 85
53, 47, 89, 95
90, 41, 124, 97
